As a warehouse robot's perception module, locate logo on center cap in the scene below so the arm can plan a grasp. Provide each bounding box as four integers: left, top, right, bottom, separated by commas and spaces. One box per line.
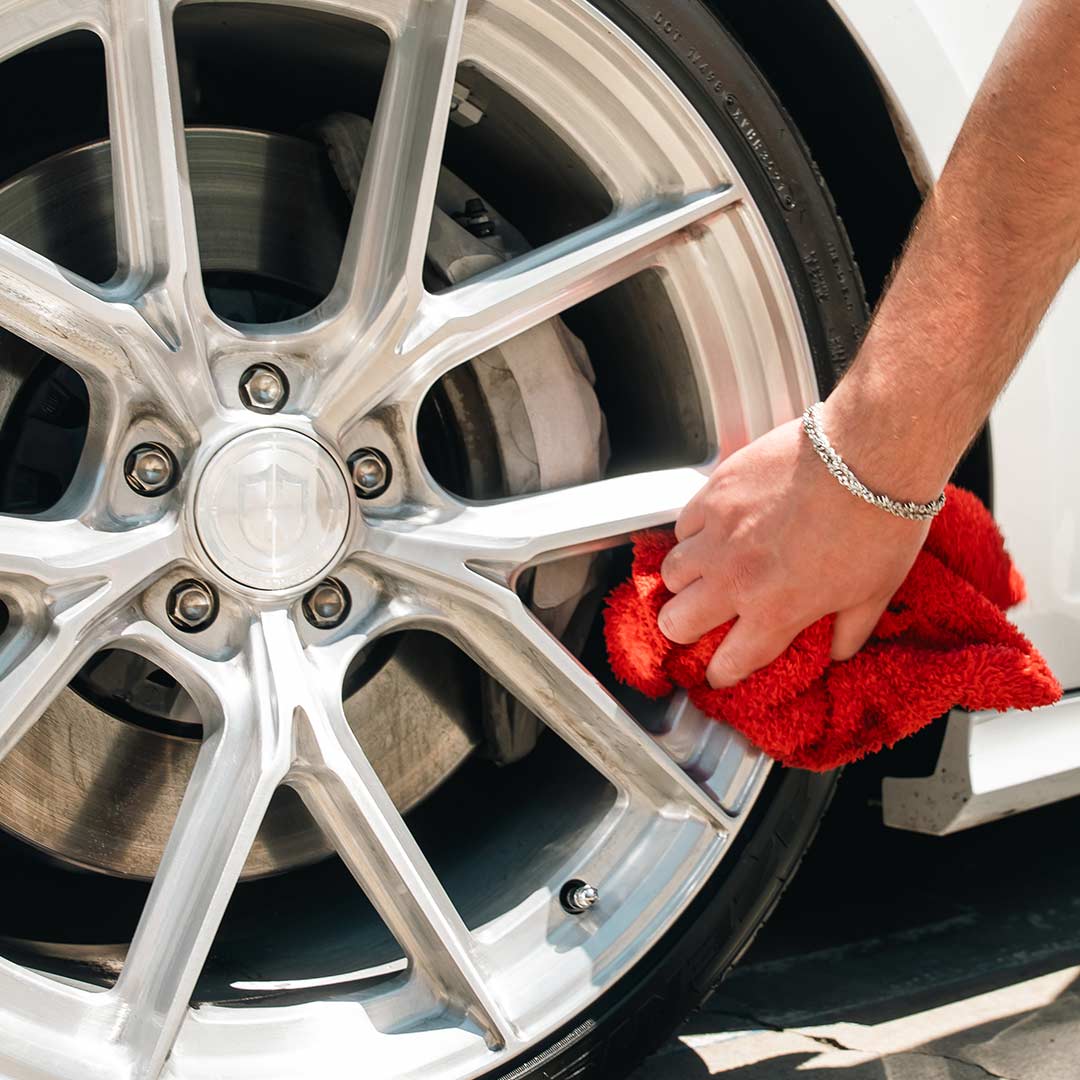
194, 428, 352, 591
239, 463, 308, 553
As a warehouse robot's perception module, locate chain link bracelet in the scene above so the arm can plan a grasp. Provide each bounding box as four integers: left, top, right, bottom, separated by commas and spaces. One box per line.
801, 402, 946, 522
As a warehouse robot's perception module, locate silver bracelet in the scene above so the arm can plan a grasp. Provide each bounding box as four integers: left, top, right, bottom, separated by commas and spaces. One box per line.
801, 402, 946, 522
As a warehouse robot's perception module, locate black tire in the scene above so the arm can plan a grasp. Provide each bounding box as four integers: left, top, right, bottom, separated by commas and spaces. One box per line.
487, 2, 868, 1076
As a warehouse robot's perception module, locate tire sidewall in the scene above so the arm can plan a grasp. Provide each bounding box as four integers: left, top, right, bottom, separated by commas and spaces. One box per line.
610, 0, 868, 391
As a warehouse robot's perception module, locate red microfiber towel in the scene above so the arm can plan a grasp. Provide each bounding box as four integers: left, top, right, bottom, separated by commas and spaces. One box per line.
604, 484, 1062, 771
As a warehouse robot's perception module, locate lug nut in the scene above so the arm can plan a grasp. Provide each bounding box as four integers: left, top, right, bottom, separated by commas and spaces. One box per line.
303, 578, 351, 630
125, 443, 177, 497
349, 448, 392, 499
560, 879, 600, 915
239, 363, 289, 414
167, 580, 218, 633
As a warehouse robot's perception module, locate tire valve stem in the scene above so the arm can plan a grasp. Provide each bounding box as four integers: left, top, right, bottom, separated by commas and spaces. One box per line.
560, 879, 600, 915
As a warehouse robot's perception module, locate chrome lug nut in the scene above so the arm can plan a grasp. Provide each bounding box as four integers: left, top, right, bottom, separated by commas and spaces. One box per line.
124, 443, 177, 497
167, 580, 218, 633
303, 578, 351, 630
560, 879, 600, 915
349, 448, 392, 499
239, 363, 289, 414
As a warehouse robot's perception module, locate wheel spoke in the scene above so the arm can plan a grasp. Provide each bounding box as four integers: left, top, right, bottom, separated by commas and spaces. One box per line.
317, 188, 738, 428
100, 0, 220, 429
419, 189, 740, 367
0, 236, 166, 395
437, 584, 733, 832
0, 231, 214, 433
0, 0, 98, 66
368, 467, 708, 585
365, 490, 732, 828
111, 615, 293, 1080
0, 516, 181, 764
0, 514, 175, 585
0, 590, 114, 764
364, 511, 734, 831
290, 639, 515, 1050
332, 0, 467, 333
105, 0, 199, 303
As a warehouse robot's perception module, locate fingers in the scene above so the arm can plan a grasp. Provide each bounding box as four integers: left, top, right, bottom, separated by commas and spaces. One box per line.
671, 596, 887, 691
658, 579, 737, 645
660, 533, 707, 594
830, 598, 888, 661
706, 616, 799, 689
674, 493, 706, 542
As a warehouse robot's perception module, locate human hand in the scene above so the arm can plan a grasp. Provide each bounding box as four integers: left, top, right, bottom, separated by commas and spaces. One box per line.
657, 410, 933, 688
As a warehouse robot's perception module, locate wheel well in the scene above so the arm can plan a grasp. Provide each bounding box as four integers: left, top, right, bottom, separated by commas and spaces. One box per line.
709, 0, 993, 510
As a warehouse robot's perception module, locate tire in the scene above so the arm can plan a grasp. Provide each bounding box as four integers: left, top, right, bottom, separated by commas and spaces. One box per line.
484, 2, 867, 1075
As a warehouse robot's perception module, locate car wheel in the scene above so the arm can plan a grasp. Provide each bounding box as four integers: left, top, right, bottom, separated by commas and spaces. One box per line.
0, 1, 865, 1078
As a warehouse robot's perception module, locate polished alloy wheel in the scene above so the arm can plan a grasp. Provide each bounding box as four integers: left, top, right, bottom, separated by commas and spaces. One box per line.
0, 1, 832, 1077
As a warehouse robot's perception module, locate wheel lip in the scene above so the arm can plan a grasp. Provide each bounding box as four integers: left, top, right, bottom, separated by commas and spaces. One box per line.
0, 0, 819, 1076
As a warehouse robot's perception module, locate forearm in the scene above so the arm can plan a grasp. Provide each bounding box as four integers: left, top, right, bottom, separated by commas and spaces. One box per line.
824, 0, 1080, 500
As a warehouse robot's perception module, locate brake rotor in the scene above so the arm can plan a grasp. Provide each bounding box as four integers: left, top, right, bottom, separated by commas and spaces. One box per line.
0, 126, 605, 880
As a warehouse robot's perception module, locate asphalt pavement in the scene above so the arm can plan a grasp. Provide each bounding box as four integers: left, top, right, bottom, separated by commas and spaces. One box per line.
633, 748, 1080, 1080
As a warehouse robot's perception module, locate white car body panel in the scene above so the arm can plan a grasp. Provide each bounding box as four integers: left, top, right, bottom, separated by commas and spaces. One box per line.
828, 0, 1080, 828
883, 694, 1080, 833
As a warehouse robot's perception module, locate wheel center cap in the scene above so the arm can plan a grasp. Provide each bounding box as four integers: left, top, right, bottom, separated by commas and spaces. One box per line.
194, 429, 351, 591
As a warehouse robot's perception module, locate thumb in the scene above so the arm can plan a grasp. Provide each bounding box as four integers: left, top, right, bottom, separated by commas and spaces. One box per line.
830, 598, 888, 661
